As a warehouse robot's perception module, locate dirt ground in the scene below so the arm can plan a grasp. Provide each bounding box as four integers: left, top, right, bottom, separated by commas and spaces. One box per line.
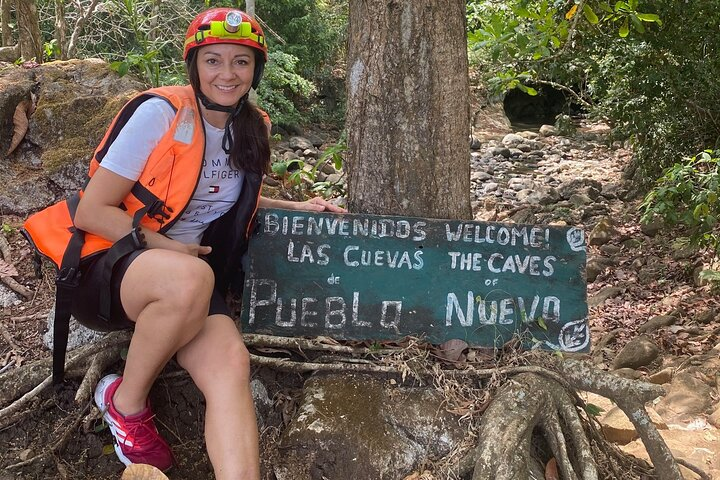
0, 213, 310, 480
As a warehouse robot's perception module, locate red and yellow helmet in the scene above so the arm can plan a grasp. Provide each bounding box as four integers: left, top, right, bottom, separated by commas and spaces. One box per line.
183, 8, 267, 61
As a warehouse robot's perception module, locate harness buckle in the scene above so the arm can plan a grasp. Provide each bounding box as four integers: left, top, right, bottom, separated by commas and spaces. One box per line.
147, 201, 173, 224
56, 266, 80, 288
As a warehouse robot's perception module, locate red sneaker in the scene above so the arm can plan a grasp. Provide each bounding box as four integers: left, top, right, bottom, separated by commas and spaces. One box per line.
94, 374, 174, 472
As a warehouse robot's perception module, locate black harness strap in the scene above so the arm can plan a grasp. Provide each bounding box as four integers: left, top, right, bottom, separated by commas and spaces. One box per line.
53, 193, 84, 384
52, 183, 165, 383
96, 183, 163, 323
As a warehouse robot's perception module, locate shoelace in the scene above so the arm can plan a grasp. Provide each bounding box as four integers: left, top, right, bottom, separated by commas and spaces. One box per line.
121, 414, 166, 451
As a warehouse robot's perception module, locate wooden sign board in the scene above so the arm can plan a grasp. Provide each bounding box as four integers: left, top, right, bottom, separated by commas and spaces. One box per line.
240, 208, 589, 352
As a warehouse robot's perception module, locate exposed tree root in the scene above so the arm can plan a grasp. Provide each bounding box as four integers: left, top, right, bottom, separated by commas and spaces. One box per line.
0, 330, 130, 428
5, 402, 91, 471
0, 334, 710, 480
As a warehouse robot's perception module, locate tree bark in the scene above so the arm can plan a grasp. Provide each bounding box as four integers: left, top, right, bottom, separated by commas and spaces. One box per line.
53, 0, 66, 59
1, 0, 13, 47
65, 0, 101, 59
245, 0, 255, 16
15, 0, 41, 62
345, 0, 471, 220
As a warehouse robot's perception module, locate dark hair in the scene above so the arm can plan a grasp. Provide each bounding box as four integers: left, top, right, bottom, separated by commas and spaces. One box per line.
186, 49, 270, 175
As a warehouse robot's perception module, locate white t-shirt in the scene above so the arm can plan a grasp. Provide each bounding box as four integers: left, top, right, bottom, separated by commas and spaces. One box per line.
100, 97, 244, 245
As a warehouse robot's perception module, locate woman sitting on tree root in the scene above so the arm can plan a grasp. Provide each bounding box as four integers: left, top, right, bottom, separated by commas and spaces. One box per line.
31, 8, 344, 479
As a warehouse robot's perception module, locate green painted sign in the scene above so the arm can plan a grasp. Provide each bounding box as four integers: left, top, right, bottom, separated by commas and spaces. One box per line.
240, 208, 589, 352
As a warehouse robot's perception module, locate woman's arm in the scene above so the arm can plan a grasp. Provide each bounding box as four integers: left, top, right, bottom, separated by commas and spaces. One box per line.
259, 195, 347, 213
74, 167, 211, 256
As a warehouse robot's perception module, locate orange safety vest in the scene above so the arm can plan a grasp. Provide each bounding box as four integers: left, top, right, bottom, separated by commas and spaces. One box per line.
22, 85, 265, 383
24, 85, 206, 266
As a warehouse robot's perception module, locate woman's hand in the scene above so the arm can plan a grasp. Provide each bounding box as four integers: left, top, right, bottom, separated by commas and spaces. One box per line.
185, 244, 212, 257
295, 197, 347, 213
259, 195, 348, 213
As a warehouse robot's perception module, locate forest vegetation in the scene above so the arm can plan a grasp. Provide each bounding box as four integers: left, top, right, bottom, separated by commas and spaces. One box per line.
2, 0, 720, 266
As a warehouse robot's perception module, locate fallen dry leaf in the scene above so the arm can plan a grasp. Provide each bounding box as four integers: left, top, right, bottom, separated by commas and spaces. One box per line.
121, 464, 169, 480
545, 457, 559, 480
7, 99, 31, 156
437, 338, 469, 363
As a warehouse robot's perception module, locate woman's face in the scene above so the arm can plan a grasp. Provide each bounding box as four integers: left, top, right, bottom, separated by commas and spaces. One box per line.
196, 43, 255, 107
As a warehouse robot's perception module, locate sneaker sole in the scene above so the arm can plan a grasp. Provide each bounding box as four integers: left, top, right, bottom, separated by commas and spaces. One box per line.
94, 374, 133, 467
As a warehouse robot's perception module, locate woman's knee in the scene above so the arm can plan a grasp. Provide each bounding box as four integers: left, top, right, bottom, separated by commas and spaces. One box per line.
166, 258, 215, 309
184, 334, 251, 394
121, 251, 215, 321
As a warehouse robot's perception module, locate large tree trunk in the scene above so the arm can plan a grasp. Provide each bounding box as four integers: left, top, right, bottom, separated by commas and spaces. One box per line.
1, 0, 13, 47
15, 0, 42, 62
345, 0, 471, 219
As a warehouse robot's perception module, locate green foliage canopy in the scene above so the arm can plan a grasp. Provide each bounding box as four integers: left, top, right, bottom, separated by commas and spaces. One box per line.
467, 0, 720, 184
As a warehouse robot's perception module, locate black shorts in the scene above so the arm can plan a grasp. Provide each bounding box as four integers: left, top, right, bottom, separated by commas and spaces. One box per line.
70, 248, 231, 332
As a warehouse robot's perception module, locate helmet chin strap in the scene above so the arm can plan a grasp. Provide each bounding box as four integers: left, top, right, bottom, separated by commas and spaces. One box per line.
197, 91, 249, 154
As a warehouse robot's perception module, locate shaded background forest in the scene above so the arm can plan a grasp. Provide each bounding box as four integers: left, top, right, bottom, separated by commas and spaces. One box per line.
2, 0, 720, 264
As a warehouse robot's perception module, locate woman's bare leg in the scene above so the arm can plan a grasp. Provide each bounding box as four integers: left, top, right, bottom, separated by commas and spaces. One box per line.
176, 314, 260, 480
112, 249, 214, 415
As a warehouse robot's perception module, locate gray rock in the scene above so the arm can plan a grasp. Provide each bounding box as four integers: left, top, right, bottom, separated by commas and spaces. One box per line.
275, 373, 465, 480
0, 180, 55, 216
483, 183, 499, 193
302, 147, 319, 158
490, 146, 512, 158
586, 256, 617, 283
588, 217, 618, 246
502, 133, 525, 147
43, 308, 106, 352
0, 284, 21, 308
326, 173, 344, 184
289, 136, 314, 151
638, 314, 678, 334
694, 308, 716, 325
640, 219, 663, 237
612, 335, 660, 370
599, 244, 622, 255
588, 286, 624, 307
471, 171, 492, 182
613, 368, 644, 380
569, 193, 593, 207
539, 124, 558, 137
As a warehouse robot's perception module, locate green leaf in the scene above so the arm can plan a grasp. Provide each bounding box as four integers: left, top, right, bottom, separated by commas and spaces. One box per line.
525, 86, 538, 96
583, 5, 599, 24
619, 18, 630, 37
636, 13, 661, 23
631, 15, 645, 33
271, 161, 288, 176
585, 403, 605, 417
537, 317, 548, 330
599, 2, 614, 13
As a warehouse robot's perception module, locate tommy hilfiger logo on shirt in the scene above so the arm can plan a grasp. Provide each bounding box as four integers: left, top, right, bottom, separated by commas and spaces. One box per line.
208, 185, 220, 193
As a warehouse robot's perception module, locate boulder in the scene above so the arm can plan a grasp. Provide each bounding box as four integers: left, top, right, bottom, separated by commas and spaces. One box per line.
655, 370, 713, 423
0, 59, 145, 215
638, 314, 678, 334
275, 373, 465, 480
588, 217, 619, 247
539, 124, 557, 137
588, 286, 623, 308
601, 406, 667, 445
621, 429, 720, 479
611, 335, 659, 370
